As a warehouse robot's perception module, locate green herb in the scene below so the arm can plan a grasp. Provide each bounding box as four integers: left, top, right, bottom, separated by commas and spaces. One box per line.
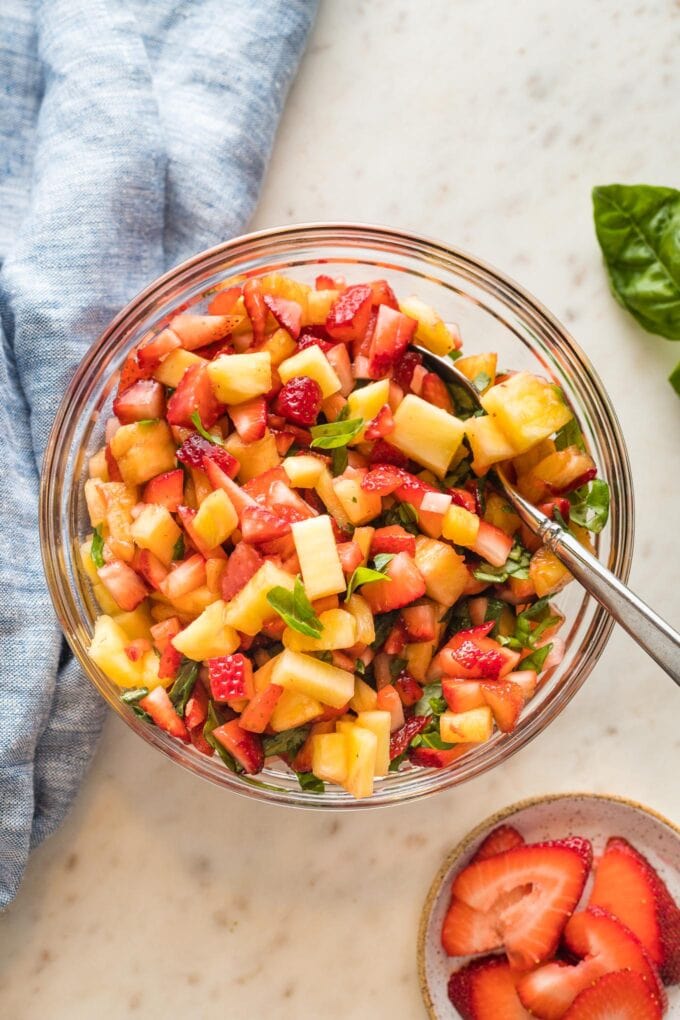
554, 418, 586, 452
136, 418, 161, 427
445, 379, 481, 420
262, 726, 310, 759
296, 772, 325, 793
331, 445, 348, 476
473, 539, 531, 584
172, 534, 185, 561
315, 650, 333, 664
389, 656, 408, 680
414, 681, 446, 718
169, 658, 199, 717
568, 479, 610, 533
553, 506, 569, 529
519, 643, 553, 672
444, 455, 473, 488
355, 659, 366, 676
91, 525, 105, 569
372, 553, 395, 573
472, 371, 491, 392
500, 597, 560, 652
381, 501, 419, 535
345, 554, 394, 600
670, 361, 680, 396
441, 599, 472, 635
447, 349, 462, 363
310, 417, 364, 449
411, 730, 455, 751
266, 577, 324, 638
120, 687, 149, 704
371, 610, 399, 650
130, 704, 153, 723
190, 410, 222, 445
482, 597, 508, 636
203, 703, 242, 773
389, 751, 408, 772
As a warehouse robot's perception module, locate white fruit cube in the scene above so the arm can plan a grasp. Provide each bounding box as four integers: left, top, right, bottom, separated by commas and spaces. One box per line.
282, 454, 325, 488
89, 615, 144, 688
153, 349, 206, 388
223, 560, 296, 636
291, 515, 346, 601
192, 489, 238, 549
278, 344, 341, 398
349, 677, 379, 713
391, 395, 464, 478
398, 296, 457, 355
440, 706, 493, 743
271, 650, 355, 708
283, 608, 357, 652
171, 599, 239, 660
464, 415, 517, 476
415, 536, 469, 606
109, 421, 177, 486
131, 504, 182, 565
332, 476, 382, 526
346, 378, 390, 443
224, 430, 281, 482
206, 351, 272, 404
311, 733, 349, 784
356, 710, 391, 776
314, 467, 351, 529
343, 724, 377, 799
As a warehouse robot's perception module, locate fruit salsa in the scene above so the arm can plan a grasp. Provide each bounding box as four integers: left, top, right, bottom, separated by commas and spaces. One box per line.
82, 271, 610, 798
442, 824, 680, 1018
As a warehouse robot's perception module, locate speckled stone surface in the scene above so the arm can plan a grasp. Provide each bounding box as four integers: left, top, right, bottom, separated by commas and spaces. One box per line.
2, 2, 679, 1017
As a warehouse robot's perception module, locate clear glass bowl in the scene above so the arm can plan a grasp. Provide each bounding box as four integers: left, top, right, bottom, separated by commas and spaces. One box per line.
40, 223, 634, 809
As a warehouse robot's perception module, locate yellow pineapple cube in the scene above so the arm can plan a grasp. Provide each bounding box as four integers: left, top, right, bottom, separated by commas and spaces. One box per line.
398, 295, 457, 355
391, 395, 464, 477
271, 650, 355, 708
80, 539, 101, 585
269, 687, 322, 732
224, 429, 281, 482
278, 345, 341, 398
305, 289, 339, 325
84, 478, 108, 526
92, 583, 121, 615
529, 547, 572, 597
403, 640, 436, 681
206, 351, 271, 404
483, 493, 521, 536
160, 585, 217, 619
153, 349, 206, 387
283, 608, 357, 652
109, 421, 177, 486
291, 515, 346, 601
259, 272, 311, 308
346, 379, 390, 443
512, 437, 556, 477
442, 504, 480, 547
464, 415, 517, 475
131, 503, 182, 565
349, 677, 379, 713
171, 599, 239, 660
114, 604, 153, 641
356, 710, 391, 776
314, 466, 351, 529
139, 649, 166, 689
481, 372, 573, 454
332, 476, 382, 526
342, 724, 378, 799
282, 454, 325, 488
455, 352, 497, 388
440, 707, 493, 744
352, 527, 374, 564
88, 448, 108, 480
258, 327, 297, 366
311, 733, 349, 784
415, 536, 468, 606
88, 615, 144, 688
192, 489, 238, 549
223, 560, 296, 636
345, 594, 376, 645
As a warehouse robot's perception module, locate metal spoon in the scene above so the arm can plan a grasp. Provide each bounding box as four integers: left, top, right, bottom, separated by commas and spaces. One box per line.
416, 346, 680, 685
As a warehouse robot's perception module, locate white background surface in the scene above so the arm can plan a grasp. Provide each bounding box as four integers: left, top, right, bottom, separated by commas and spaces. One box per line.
2, 2, 680, 1017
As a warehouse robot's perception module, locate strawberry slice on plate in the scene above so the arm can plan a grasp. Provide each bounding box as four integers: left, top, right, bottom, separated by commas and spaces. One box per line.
447, 956, 532, 1020
562, 969, 663, 1019
472, 824, 525, 863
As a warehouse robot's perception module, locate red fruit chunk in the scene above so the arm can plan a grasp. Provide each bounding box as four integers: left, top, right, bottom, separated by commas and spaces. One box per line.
442, 679, 486, 713
383, 621, 406, 655
242, 466, 289, 502
135, 548, 168, 591
408, 744, 469, 768
393, 471, 439, 509
296, 332, 333, 354
364, 404, 395, 441
150, 616, 181, 653
450, 486, 478, 513
243, 278, 268, 343
400, 602, 436, 641
212, 720, 264, 774
449, 837, 592, 969
170, 313, 238, 351
361, 552, 426, 614
139, 687, 189, 743
209, 653, 254, 702
239, 684, 283, 734
366, 305, 417, 377
336, 540, 364, 574
421, 371, 454, 411
208, 285, 242, 315
105, 444, 123, 481
393, 673, 423, 706
221, 543, 263, 602
113, 379, 166, 424
263, 294, 303, 339
117, 349, 151, 396
166, 364, 224, 428
368, 278, 399, 310
539, 497, 571, 522
274, 376, 323, 427
229, 396, 267, 443
439, 626, 506, 680
563, 970, 663, 1020
176, 505, 224, 560
480, 679, 524, 732
143, 468, 184, 512
389, 714, 429, 760
472, 520, 514, 568
203, 460, 253, 513
367, 440, 410, 469
97, 560, 147, 611
315, 273, 338, 290
393, 349, 423, 391
472, 824, 525, 863
447, 956, 531, 1020
325, 284, 373, 342
203, 443, 240, 480
518, 906, 665, 1018
371, 525, 416, 557
158, 641, 182, 681
176, 432, 214, 469
361, 464, 406, 496
161, 554, 207, 600
240, 505, 291, 544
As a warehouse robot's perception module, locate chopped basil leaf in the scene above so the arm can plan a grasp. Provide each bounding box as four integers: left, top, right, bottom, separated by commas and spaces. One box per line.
172, 534, 185, 561
381, 501, 419, 535
315, 650, 333, 664
568, 479, 610, 534
310, 417, 364, 449
445, 379, 480, 420
120, 687, 149, 704
389, 656, 408, 680
446, 349, 462, 363
411, 730, 455, 750
414, 681, 445, 718
519, 643, 553, 672
130, 704, 153, 723
296, 771, 325, 793
472, 371, 491, 392
266, 577, 324, 638
389, 751, 408, 771
355, 658, 366, 675
136, 418, 161, 427
554, 418, 585, 452
372, 553, 395, 574
190, 410, 223, 445
345, 554, 394, 600
91, 525, 105, 569
331, 445, 348, 475
553, 506, 568, 529
262, 726, 310, 759
203, 703, 243, 773
371, 610, 399, 650
473, 539, 531, 584
444, 455, 473, 488
169, 658, 199, 717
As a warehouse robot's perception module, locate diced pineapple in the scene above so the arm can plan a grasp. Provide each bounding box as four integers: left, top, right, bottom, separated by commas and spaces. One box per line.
88, 615, 144, 688
346, 379, 390, 443
455, 352, 497, 388
109, 421, 177, 486
92, 583, 121, 615
291, 515, 346, 601
440, 706, 494, 743
282, 454, 325, 488
398, 295, 457, 355
529, 547, 572, 597
224, 430, 281, 482
483, 493, 521, 536
314, 467, 351, 529
114, 604, 153, 641
269, 687, 323, 732
345, 594, 376, 645
305, 289, 339, 325
283, 608, 357, 652
259, 272, 311, 309
80, 540, 101, 585
192, 489, 238, 549
403, 640, 436, 681
442, 504, 480, 547
206, 351, 272, 404
311, 732, 349, 784
153, 349, 206, 388
223, 560, 296, 636
332, 476, 382, 526
464, 415, 517, 475
415, 536, 469, 606
139, 649, 165, 689
349, 677, 379, 713
131, 504, 182, 565
271, 650, 355, 708
512, 438, 556, 477
206, 558, 226, 595
158, 585, 217, 619
88, 448, 108, 480
343, 724, 378, 799
84, 478, 108, 527
252, 653, 282, 693
171, 599, 239, 660
352, 527, 374, 564
258, 327, 297, 366
278, 345, 341, 398
391, 395, 464, 477
481, 372, 573, 454
356, 710, 391, 776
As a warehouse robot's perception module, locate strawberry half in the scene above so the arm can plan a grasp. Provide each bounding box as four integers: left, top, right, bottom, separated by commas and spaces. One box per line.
366, 305, 417, 378
400, 602, 436, 641
562, 970, 663, 1019
113, 379, 166, 424
480, 679, 524, 733
473, 824, 525, 863
263, 294, 303, 339
243, 278, 268, 343
142, 468, 184, 512
364, 403, 395, 440
447, 956, 531, 1020
166, 364, 224, 428
360, 551, 426, 613
228, 396, 267, 443
388, 714, 429, 760
325, 284, 373, 342
139, 687, 189, 743
212, 719, 264, 773
240, 505, 291, 544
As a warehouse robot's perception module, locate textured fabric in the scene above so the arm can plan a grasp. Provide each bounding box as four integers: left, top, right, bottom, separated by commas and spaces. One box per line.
0, 0, 317, 907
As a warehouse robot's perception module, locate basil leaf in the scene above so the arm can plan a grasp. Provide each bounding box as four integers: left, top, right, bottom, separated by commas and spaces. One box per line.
120, 687, 149, 704
91, 525, 105, 569
592, 184, 680, 340
381, 501, 419, 535
371, 610, 399, 650
519, 643, 552, 673
472, 371, 491, 392
568, 479, 610, 534
130, 704, 153, 723
445, 379, 480, 420
262, 726, 310, 759
355, 659, 366, 675
266, 578, 324, 638
414, 681, 444, 718
190, 410, 223, 445
446, 349, 462, 363
389, 655, 408, 680
296, 772, 325, 793
169, 658, 199, 717
411, 730, 455, 751
372, 553, 395, 574
473, 539, 531, 584
389, 751, 408, 772
136, 418, 161, 427
310, 417, 364, 449
554, 418, 585, 452
670, 361, 680, 396
203, 703, 243, 773
331, 445, 348, 476
172, 534, 185, 561
346, 565, 389, 600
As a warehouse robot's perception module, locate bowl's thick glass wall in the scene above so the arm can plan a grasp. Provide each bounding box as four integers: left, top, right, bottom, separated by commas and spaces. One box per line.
40, 224, 633, 808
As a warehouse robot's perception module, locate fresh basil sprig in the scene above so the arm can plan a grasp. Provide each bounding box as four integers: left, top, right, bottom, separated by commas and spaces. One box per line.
296, 771, 325, 793
91, 525, 105, 569
266, 577, 324, 638
345, 554, 394, 600
262, 726, 310, 759
554, 418, 586, 452
310, 417, 364, 449
568, 479, 610, 534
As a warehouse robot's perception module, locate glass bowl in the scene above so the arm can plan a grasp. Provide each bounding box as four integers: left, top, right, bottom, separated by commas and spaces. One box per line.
40, 223, 634, 809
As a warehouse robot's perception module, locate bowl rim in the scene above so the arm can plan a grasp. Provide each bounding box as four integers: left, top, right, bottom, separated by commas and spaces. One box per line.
40, 221, 635, 808
416, 791, 680, 1020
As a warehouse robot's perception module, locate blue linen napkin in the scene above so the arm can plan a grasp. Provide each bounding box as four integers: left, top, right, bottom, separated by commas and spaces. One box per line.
0, 0, 317, 908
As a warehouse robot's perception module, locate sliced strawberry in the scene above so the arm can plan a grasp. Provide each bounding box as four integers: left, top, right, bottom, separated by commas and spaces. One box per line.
142, 468, 184, 512
161, 554, 206, 600
243, 278, 268, 343
184, 678, 209, 730
393, 471, 439, 509
242, 465, 289, 502
471, 520, 514, 567
400, 602, 436, 641
135, 548, 169, 591
158, 641, 182, 681
240, 505, 291, 544
442, 679, 486, 713
366, 305, 417, 377
393, 349, 423, 391
447, 956, 532, 1020
220, 545, 262, 605
208, 284, 242, 315
421, 371, 454, 411
393, 673, 423, 706
189, 724, 214, 756
450, 837, 592, 968
150, 616, 181, 653
370, 524, 416, 557
166, 363, 224, 428
263, 294, 303, 339
139, 687, 189, 743
364, 403, 395, 440
408, 743, 469, 768
117, 348, 151, 396
389, 714, 429, 760
239, 684, 283, 734
212, 720, 264, 773
480, 679, 524, 732
361, 551, 426, 614
383, 621, 407, 655
326, 284, 373, 342
203, 459, 254, 513
361, 464, 406, 496
229, 396, 267, 443
209, 653, 254, 702
267, 480, 316, 520
296, 332, 333, 354
375, 684, 406, 731
113, 379, 166, 424
367, 439, 410, 469
97, 560, 147, 611
136, 329, 182, 369
170, 313, 239, 351
518, 907, 666, 1019
336, 540, 364, 574
438, 625, 505, 680
450, 487, 478, 512
563, 970, 663, 1019
105, 444, 123, 481
274, 375, 323, 426
472, 824, 525, 863
368, 278, 399, 310
176, 432, 214, 470
315, 273, 339, 290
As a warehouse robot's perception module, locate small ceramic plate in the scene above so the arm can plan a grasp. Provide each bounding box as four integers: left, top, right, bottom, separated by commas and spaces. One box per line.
418, 793, 680, 1019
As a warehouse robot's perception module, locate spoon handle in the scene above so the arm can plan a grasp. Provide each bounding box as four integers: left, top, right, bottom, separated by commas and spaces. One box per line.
509, 489, 680, 685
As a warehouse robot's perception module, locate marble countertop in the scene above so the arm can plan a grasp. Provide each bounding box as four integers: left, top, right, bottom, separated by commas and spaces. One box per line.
3, 2, 680, 1017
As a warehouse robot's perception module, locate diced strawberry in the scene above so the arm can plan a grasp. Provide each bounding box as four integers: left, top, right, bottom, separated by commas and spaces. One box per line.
263, 294, 303, 339
393, 471, 439, 509
442, 679, 486, 713
229, 396, 267, 443
212, 720, 264, 773
124, 638, 151, 662
209, 653, 254, 702
449, 838, 593, 969
267, 480, 316, 521
393, 349, 423, 391
142, 469, 184, 512
176, 432, 213, 470
105, 444, 123, 481
447, 956, 531, 1020
422, 371, 454, 411
193, 338, 236, 361
274, 376, 323, 427
361, 464, 406, 496
203, 459, 253, 512
139, 687, 189, 743
325, 343, 354, 397
167, 364, 224, 428
400, 602, 436, 641
517, 907, 666, 1018
393, 673, 423, 707
243, 278, 268, 343
135, 548, 169, 591
315, 273, 338, 290
376, 684, 406, 731
438, 624, 507, 680
189, 724, 214, 756
296, 332, 334, 354
472, 824, 525, 863
240, 505, 291, 544
450, 487, 477, 512
336, 540, 364, 574
208, 285, 242, 315
161, 554, 206, 600
368, 278, 399, 310
97, 560, 147, 611
388, 715, 429, 760
409, 744, 470, 768
383, 621, 406, 655
113, 379, 166, 424
184, 679, 209, 730
367, 440, 410, 469
562, 970, 663, 1020
366, 305, 417, 377
170, 314, 239, 351
370, 525, 416, 557
326, 284, 373, 342
150, 616, 181, 653
471, 520, 514, 567
241, 466, 288, 502
272, 430, 296, 456
136, 329, 182, 370
239, 684, 283, 734
361, 551, 426, 614
507, 669, 538, 702
364, 404, 395, 441
480, 679, 524, 732
117, 349, 151, 396
158, 641, 182, 681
